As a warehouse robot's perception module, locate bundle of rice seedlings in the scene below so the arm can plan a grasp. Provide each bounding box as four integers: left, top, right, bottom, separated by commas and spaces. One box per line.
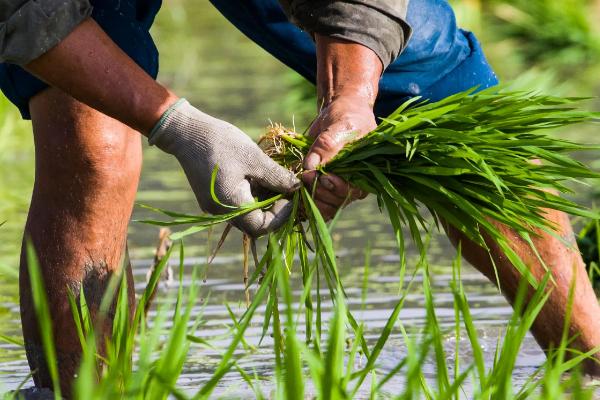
141, 87, 600, 290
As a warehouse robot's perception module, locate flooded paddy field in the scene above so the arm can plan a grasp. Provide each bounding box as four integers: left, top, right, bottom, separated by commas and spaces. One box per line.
0, 195, 549, 396
1, 1, 600, 398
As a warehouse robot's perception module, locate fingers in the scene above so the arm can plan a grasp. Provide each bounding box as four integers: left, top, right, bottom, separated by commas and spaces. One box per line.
319, 174, 367, 200
303, 172, 366, 202
304, 127, 358, 170
233, 198, 294, 237
250, 151, 301, 194
314, 183, 347, 207
230, 179, 294, 237
302, 172, 367, 221
314, 199, 338, 221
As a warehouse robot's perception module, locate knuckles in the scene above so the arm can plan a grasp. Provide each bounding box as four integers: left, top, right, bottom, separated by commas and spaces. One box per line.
313, 131, 342, 155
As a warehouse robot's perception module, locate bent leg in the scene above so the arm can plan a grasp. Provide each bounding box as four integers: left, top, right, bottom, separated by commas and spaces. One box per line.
20, 87, 142, 394
446, 208, 600, 375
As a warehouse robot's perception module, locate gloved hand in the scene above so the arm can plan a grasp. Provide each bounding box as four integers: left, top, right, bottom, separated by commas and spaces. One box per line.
149, 99, 300, 237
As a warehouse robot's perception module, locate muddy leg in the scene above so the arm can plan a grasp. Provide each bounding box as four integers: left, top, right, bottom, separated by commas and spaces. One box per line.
445, 208, 600, 375
20, 87, 142, 395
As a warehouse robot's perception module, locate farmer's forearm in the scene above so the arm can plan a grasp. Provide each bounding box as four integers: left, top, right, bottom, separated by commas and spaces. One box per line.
301, 34, 381, 213
24, 18, 178, 134
295, 1, 410, 215
1, 0, 176, 133
315, 34, 382, 107
280, 0, 411, 68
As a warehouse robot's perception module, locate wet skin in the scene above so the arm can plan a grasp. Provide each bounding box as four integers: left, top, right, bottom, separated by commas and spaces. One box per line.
304, 34, 600, 375
25, 19, 179, 135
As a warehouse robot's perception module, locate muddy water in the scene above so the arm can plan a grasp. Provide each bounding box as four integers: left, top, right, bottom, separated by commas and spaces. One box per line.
1, 1, 599, 397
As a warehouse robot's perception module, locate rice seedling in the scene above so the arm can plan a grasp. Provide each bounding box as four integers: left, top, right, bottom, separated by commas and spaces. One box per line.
3, 234, 600, 398
136, 86, 600, 395
3, 240, 220, 399
232, 237, 599, 399
71, 243, 226, 400
23, 242, 62, 400
142, 87, 600, 290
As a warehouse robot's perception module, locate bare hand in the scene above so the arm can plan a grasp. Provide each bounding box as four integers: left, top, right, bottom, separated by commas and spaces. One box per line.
302, 96, 374, 220
303, 34, 382, 220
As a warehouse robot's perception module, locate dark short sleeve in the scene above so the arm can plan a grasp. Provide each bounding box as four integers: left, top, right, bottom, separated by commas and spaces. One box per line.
279, 0, 412, 68
0, 0, 93, 65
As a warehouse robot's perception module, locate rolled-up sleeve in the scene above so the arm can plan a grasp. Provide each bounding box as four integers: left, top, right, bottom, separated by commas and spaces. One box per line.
0, 0, 92, 65
279, 0, 412, 68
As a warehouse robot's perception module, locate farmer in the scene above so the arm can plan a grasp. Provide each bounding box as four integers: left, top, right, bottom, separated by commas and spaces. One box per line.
0, 0, 598, 394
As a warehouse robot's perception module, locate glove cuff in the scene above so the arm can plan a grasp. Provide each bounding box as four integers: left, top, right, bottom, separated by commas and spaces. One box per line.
148, 98, 189, 146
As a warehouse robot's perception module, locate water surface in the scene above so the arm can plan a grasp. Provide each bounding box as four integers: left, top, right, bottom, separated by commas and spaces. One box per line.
1, 2, 599, 397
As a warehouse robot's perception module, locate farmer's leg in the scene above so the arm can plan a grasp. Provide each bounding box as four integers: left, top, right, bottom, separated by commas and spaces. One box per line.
445, 211, 600, 375
381, 0, 599, 372
19, 86, 141, 393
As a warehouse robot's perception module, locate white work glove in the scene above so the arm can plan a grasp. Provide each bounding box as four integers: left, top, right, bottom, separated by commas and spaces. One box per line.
149, 99, 300, 237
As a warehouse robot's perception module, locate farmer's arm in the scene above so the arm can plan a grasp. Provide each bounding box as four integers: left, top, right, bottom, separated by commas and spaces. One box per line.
280, 1, 411, 219
1, 9, 298, 236
24, 18, 177, 134
302, 36, 381, 217
0, 0, 172, 132
0, 0, 170, 130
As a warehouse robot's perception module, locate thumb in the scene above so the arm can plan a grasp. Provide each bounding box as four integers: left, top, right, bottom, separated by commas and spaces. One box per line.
250, 151, 301, 194
304, 129, 351, 170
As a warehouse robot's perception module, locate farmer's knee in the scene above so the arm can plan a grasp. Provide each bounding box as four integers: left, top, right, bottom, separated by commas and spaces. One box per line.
29, 87, 142, 187
72, 128, 142, 187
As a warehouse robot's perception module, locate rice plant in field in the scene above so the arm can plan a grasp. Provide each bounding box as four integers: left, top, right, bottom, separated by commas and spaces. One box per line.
8, 242, 211, 400
3, 238, 599, 399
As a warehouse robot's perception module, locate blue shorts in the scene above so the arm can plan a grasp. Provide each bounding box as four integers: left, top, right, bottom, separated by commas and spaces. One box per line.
0, 0, 497, 120
0, 0, 162, 119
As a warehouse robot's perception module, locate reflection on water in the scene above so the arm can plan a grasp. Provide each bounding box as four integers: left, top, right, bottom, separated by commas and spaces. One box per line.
1, 1, 599, 397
